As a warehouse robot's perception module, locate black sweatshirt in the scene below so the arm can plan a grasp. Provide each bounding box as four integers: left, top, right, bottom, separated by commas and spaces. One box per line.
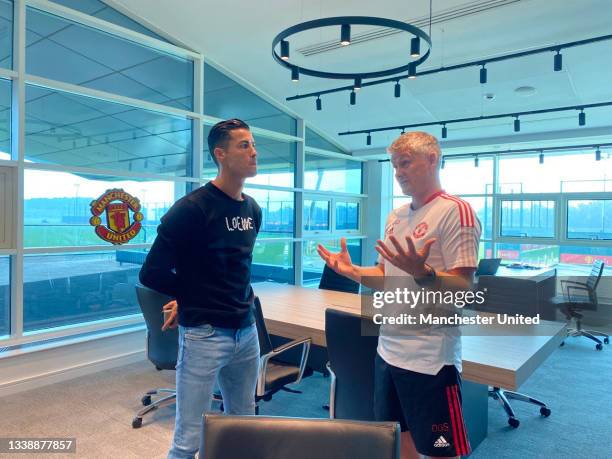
139, 182, 262, 328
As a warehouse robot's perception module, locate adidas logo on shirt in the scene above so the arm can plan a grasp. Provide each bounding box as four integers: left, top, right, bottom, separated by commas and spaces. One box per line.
434, 435, 451, 448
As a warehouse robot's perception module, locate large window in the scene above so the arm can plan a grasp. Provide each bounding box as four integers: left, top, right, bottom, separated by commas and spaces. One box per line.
567, 199, 612, 240
336, 201, 360, 231
500, 200, 555, 238
303, 199, 330, 232
305, 154, 362, 194
303, 239, 362, 284
252, 241, 294, 284
0, 255, 8, 337
0, 78, 10, 159
440, 157, 493, 195
305, 128, 345, 154
245, 188, 294, 238
49, 0, 172, 42
202, 126, 296, 188
25, 85, 192, 175
0, 0, 12, 70
204, 63, 296, 136
24, 170, 187, 247
499, 152, 612, 193
23, 251, 141, 332
27, 7, 193, 110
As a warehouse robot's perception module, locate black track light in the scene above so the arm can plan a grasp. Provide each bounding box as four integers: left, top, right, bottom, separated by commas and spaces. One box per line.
539, 151, 544, 164
554, 50, 562, 71
480, 65, 487, 84
394, 80, 401, 98
291, 66, 299, 82
408, 62, 417, 79
354, 77, 362, 91
579, 109, 586, 126
441, 124, 447, 139
596, 147, 601, 161
316, 96, 322, 111
401, 128, 405, 134
441, 157, 445, 169
281, 40, 289, 60
366, 133, 372, 146
474, 156, 479, 167
410, 36, 421, 57
340, 24, 351, 46
514, 116, 521, 132
350, 90, 356, 105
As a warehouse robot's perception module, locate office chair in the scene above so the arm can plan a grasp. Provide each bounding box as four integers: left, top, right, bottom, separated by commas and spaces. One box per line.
476, 275, 553, 428
552, 259, 608, 350
318, 264, 360, 294
325, 308, 379, 420
202, 415, 400, 459
132, 284, 177, 428
253, 296, 313, 413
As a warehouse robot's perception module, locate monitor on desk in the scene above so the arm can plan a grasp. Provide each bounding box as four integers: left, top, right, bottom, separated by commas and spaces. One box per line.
476, 258, 502, 276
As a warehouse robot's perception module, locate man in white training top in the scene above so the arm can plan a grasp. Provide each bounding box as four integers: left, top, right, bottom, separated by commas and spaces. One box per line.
318, 131, 481, 459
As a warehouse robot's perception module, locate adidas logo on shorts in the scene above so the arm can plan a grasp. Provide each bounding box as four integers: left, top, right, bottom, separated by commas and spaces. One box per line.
434, 435, 451, 448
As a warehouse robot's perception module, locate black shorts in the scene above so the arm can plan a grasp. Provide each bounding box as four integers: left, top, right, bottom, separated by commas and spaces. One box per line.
373, 354, 471, 457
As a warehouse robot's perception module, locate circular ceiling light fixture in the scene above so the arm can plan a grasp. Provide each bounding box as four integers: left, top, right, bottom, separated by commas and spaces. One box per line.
272, 16, 431, 82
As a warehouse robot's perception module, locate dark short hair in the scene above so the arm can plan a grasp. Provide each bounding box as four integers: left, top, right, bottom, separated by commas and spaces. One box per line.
207, 118, 250, 167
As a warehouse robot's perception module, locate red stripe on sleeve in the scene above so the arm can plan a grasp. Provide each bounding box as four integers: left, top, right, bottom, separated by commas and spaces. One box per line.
440, 195, 466, 227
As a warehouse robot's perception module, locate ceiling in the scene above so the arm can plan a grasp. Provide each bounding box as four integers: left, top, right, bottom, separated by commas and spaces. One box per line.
112, 0, 612, 157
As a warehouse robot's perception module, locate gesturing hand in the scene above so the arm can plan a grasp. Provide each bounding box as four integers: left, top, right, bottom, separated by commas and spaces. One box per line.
375, 235, 436, 277
317, 237, 354, 278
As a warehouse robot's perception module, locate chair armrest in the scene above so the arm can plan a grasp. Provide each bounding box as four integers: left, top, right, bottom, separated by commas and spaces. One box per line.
566, 285, 591, 303
257, 337, 312, 397
272, 337, 311, 356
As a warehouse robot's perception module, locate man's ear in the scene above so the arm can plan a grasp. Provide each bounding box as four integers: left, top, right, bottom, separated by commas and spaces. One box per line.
213, 146, 224, 164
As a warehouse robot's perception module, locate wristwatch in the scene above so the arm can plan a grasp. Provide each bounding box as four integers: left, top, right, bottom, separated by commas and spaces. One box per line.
414, 263, 437, 286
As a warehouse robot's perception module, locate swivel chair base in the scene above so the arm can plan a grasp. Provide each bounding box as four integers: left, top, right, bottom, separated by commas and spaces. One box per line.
132, 388, 176, 428
488, 386, 551, 428
560, 328, 609, 351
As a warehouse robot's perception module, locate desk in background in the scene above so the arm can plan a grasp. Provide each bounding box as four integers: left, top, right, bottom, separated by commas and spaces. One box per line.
254, 282, 566, 452
476, 266, 557, 320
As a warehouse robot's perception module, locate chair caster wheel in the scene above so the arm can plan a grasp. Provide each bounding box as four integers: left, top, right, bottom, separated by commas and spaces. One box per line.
559, 341, 565, 347
132, 417, 143, 429
141, 395, 152, 406
540, 407, 551, 417
596, 343, 603, 350
508, 417, 520, 428
604, 338, 609, 345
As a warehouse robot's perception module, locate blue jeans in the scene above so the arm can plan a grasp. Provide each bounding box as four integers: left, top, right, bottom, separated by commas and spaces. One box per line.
167, 322, 260, 459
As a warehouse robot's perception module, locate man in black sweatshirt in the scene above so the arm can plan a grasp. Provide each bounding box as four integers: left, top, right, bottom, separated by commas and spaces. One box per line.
139, 119, 262, 459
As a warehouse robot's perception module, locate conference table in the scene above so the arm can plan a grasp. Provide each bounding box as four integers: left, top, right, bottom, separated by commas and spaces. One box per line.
253, 282, 567, 451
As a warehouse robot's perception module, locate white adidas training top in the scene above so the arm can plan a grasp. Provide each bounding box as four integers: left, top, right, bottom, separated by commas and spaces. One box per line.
377, 191, 481, 375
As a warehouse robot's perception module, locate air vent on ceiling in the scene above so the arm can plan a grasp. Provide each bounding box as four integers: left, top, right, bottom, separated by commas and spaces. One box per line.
298, 0, 522, 57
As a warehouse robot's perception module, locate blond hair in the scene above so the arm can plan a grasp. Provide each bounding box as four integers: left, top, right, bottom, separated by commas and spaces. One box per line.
388, 131, 441, 165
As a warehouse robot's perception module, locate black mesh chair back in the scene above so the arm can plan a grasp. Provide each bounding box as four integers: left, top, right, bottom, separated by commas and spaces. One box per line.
254, 296, 274, 356
135, 284, 177, 370
318, 265, 360, 293
325, 308, 379, 420
586, 260, 605, 300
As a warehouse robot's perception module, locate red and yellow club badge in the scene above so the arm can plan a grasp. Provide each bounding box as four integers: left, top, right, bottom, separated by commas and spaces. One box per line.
89, 189, 143, 245
413, 221, 429, 239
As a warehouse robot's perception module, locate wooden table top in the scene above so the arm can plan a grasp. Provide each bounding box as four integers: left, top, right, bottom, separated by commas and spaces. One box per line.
253, 282, 567, 390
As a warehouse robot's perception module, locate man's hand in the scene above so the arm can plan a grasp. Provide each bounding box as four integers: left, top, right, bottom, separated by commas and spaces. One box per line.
317, 237, 355, 279
375, 235, 436, 277
162, 300, 178, 331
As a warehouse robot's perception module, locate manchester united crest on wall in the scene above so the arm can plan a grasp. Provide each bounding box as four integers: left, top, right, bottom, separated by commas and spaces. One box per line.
89, 189, 143, 245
